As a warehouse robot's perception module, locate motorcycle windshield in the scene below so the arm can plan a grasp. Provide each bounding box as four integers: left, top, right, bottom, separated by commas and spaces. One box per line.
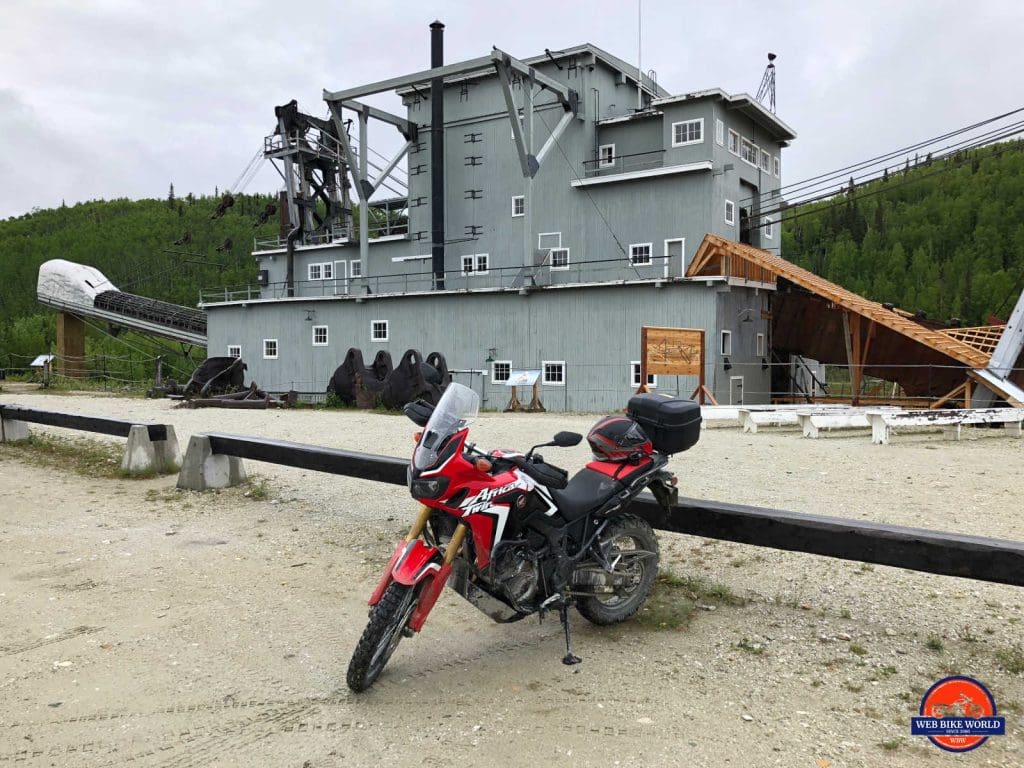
413, 383, 480, 470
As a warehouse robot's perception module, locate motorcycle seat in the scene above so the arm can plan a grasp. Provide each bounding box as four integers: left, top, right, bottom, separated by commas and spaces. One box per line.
549, 468, 624, 522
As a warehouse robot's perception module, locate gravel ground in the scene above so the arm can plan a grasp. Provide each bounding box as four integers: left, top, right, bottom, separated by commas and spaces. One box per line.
0, 389, 1022, 767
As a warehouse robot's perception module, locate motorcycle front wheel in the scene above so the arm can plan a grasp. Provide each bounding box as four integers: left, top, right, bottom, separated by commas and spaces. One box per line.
346, 582, 420, 692
576, 515, 659, 626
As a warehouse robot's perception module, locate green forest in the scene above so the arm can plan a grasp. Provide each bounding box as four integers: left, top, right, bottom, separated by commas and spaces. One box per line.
1, 139, 1022, 385
0, 189, 279, 383
781, 140, 1024, 325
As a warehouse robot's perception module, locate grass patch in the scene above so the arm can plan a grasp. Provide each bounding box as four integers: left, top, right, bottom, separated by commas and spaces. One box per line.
995, 643, 1024, 674
1, 433, 177, 478
849, 642, 869, 657
246, 475, 271, 501
879, 737, 904, 751
635, 572, 745, 631
925, 635, 944, 652
840, 607, 852, 619
661, 572, 746, 606
1, 434, 124, 478
843, 680, 864, 693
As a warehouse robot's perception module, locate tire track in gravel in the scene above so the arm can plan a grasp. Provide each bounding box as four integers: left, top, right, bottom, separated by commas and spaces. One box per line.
0, 625, 104, 656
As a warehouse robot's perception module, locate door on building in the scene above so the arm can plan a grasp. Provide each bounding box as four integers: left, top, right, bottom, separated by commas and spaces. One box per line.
729, 375, 745, 405
739, 208, 752, 245
664, 238, 685, 277
333, 260, 348, 295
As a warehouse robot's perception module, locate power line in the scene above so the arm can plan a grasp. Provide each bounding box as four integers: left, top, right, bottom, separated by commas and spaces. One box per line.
738, 105, 1024, 207
750, 136, 1023, 233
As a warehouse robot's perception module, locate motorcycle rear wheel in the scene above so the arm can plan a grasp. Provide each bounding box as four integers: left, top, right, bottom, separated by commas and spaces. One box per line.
576, 515, 659, 626
346, 582, 419, 692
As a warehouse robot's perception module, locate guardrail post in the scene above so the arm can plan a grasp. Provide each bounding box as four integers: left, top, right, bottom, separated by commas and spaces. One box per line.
122, 424, 181, 475
0, 414, 31, 442
176, 435, 247, 491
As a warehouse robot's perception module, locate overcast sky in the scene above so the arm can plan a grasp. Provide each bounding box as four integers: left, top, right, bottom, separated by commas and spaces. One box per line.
2, 0, 1022, 219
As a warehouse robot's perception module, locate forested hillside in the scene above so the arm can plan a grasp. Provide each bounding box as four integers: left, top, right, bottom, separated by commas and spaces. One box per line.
0, 191, 278, 380
1, 139, 1022, 383
781, 140, 1024, 325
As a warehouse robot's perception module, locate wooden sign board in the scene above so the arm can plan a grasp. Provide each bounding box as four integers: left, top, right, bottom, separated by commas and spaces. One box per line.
644, 327, 703, 376
639, 326, 717, 404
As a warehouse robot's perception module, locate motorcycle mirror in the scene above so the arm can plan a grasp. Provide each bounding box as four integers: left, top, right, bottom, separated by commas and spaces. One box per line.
403, 399, 435, 428
551, 431, 583, 447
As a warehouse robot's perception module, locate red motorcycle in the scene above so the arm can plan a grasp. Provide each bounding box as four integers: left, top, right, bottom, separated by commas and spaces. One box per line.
346, 383, 701, 692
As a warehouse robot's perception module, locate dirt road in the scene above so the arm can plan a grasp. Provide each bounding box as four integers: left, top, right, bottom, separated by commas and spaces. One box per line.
0, 392, 1021, 766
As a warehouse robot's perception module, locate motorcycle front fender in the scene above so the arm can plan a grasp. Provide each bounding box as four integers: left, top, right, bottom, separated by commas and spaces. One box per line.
367, 539, 442, 607
391, 539, 442, 586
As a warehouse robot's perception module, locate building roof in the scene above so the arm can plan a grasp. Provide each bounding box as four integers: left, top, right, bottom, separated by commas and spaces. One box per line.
653, 89, 796, 144
394, 43, 668, 99
687, 234, 988, 367
687, 235, 1024, 405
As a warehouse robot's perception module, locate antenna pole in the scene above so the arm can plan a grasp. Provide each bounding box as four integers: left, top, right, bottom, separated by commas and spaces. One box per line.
637, 0, 643, 111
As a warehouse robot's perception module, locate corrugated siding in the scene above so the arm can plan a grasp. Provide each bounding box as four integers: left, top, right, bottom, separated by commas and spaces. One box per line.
205, 281, 766, 412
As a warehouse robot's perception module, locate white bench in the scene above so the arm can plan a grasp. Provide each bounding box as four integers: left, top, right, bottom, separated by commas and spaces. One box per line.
702, 404, 846, 430
738, 409, 802, 433
798, 407, 902, 438
867, 408, 1024, 445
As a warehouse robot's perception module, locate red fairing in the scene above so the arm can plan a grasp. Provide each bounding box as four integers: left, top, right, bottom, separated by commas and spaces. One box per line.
422, 430, 530, 570
368, 541, 406, 606
585, 456, 653, 479
408, 562, 453, 632
391, 539, 442, 586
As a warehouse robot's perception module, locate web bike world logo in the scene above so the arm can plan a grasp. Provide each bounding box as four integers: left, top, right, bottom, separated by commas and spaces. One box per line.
910, 676, 1005, 752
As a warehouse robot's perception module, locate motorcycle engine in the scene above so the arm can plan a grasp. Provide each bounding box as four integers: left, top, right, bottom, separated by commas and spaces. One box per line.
491, 544, 540, 608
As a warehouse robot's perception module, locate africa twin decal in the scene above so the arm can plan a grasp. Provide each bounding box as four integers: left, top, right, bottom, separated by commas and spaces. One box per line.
457, 470, 558, 546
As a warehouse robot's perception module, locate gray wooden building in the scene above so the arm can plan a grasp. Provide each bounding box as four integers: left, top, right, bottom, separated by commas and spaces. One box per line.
201, 35, 796, 411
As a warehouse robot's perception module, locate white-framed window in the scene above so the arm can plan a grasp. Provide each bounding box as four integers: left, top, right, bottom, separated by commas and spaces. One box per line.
728, 129, 740, 155
756, 333, 766, 357
307, 262, 332, 280
672, 118, 704, 147
773, 155, 780, 178
630, 361, 657, 388
371, 320, 388, 342
598, 144, 615, 168
491, 360, 512, 383
715, 118, 724, 146
350, 260, 362, 278
741, 138, 759, 167
542, 361, 565, 386
511, 195, 525, 217
227, 344, 241, 358
720, 330, 732, 356
263, 339, 278, 359
550, 248, 570, 270
725, 200, 736, 226
763, 217, 774, 238
312, 325, 328, 346
629, 243, 653, 266
760, 150, 771, 173
461, 253, 489, 275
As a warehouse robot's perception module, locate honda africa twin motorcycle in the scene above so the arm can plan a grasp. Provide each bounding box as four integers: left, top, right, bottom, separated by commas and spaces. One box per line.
346, 383, 701, 692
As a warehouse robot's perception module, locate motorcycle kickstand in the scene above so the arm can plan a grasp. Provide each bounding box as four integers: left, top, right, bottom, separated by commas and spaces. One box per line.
559, 605, 582, 666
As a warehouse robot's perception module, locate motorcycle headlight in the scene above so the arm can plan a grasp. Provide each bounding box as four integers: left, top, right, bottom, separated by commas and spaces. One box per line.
410, 477, 450, 500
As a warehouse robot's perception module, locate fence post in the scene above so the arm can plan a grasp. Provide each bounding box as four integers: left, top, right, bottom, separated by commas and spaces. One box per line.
155, 356, 164, 388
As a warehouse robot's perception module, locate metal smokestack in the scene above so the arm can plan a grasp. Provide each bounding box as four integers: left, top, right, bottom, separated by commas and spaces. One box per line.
430, 20, 445, 290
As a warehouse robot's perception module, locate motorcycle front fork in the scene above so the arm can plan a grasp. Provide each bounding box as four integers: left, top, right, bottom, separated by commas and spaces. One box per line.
406, 504, 468, 566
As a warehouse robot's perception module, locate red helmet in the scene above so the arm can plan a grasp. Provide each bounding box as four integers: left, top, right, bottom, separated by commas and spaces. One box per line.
587, 415, 652, 462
